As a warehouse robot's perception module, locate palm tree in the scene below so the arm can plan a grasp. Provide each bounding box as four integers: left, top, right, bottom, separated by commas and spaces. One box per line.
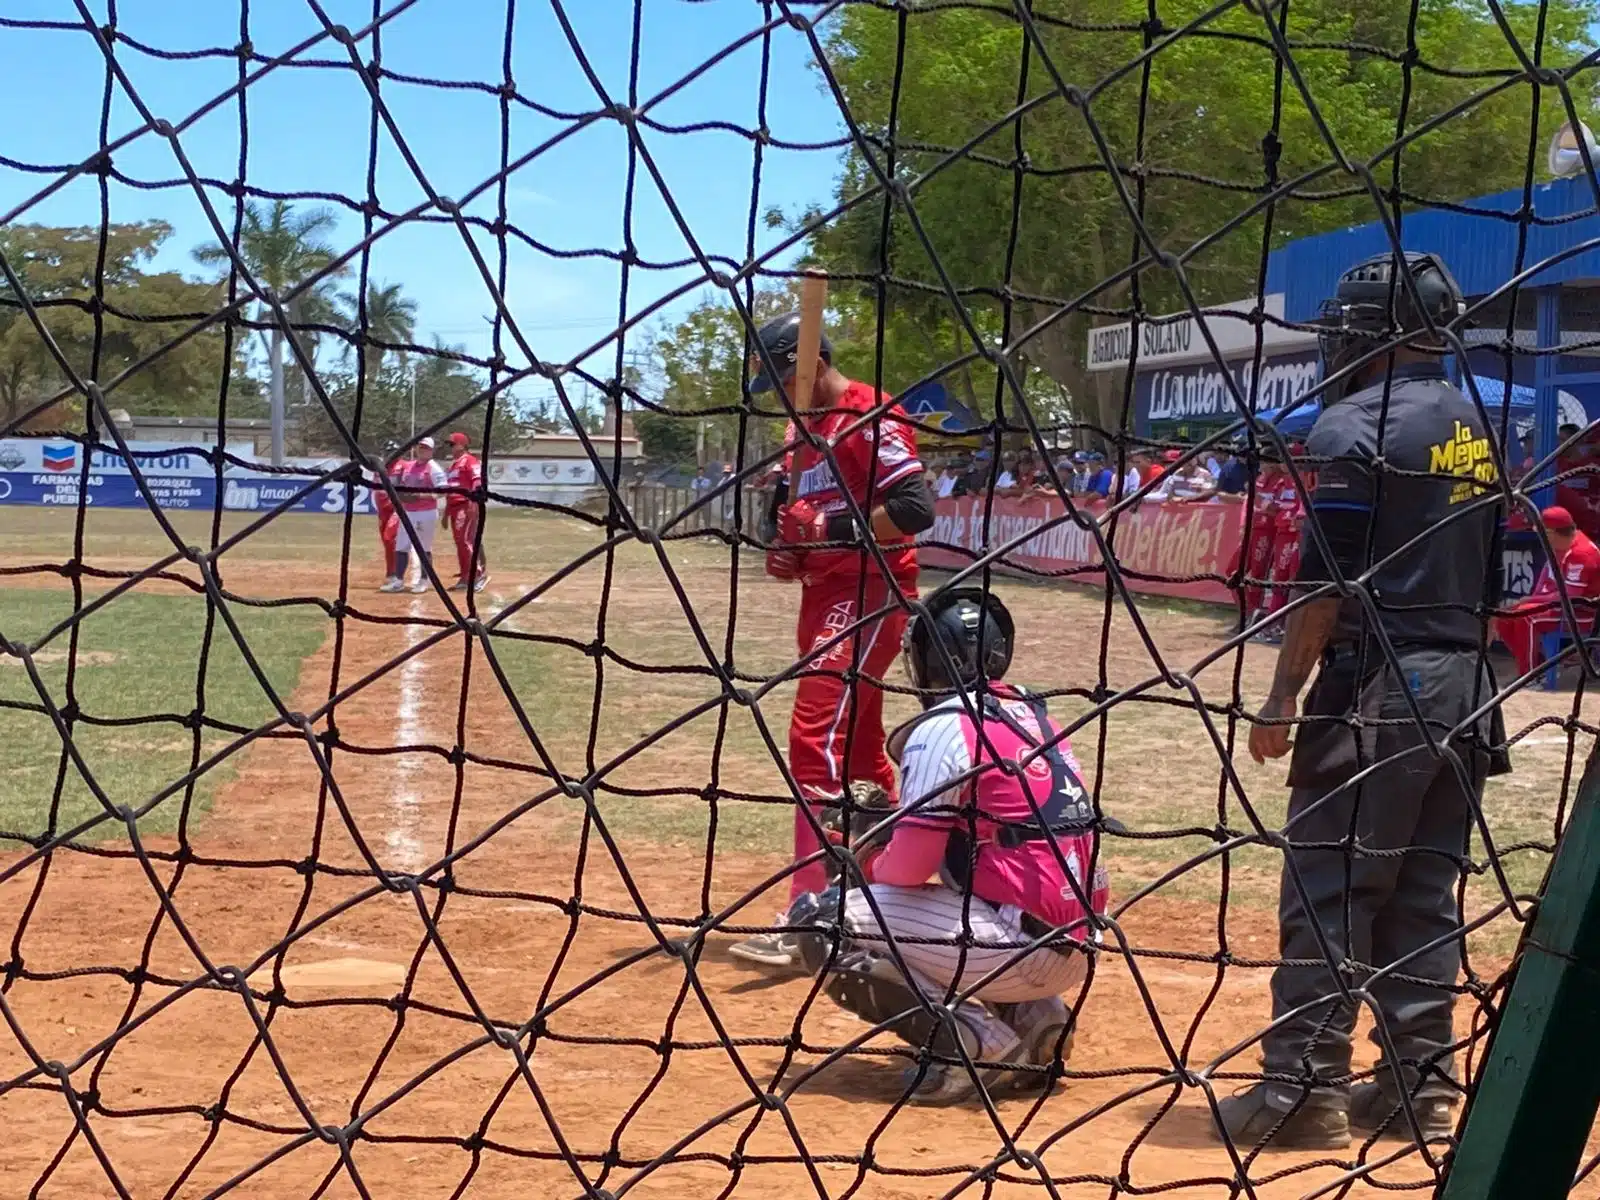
284, 281, 347, 432
339, 281, 418, 380
193, 200, 343, 465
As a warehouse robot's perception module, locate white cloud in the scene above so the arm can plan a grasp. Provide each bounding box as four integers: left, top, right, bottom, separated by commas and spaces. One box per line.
507, 185, 555, 208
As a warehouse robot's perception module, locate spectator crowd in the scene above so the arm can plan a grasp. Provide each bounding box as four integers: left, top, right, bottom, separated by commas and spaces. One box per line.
925, 444, 1257, 506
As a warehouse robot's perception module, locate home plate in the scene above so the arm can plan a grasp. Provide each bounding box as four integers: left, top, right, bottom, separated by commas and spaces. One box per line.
249, 958, 407, 992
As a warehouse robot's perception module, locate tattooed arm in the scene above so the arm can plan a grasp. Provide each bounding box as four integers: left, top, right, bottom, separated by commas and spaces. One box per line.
1250, 409, 1369, 765
1249, 597, 1339, 764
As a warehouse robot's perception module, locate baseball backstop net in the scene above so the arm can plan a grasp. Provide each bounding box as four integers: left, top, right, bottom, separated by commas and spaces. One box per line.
0, 2, 1597, 1198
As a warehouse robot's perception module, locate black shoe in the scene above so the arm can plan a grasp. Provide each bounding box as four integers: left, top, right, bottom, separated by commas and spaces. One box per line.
1350, 1083, 1456, 1143
1212, 1084, 1351, 1150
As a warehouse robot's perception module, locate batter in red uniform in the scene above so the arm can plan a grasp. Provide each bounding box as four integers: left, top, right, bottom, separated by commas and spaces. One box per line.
445, 431, 490, 592
372, 441, 402, 589
1492, 505, 1600, 678
727, 311, 937, 971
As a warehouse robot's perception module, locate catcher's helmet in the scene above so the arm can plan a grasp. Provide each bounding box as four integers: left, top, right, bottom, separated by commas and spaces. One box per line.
1313, 251, 1467, 400
903, 587, 1015, 699
747, 310, 834, 394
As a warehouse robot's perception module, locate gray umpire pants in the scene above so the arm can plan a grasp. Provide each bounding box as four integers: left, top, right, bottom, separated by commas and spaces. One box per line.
1262, 646, 1503, 1108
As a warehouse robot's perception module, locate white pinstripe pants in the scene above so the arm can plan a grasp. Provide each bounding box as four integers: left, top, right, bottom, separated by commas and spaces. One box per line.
842, 883, 1088, 1054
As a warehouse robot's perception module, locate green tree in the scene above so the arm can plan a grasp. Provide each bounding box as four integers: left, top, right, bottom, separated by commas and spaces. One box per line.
295, 336, 524, 455
193, 200, 345, 464
636, 287, 804, 466
282, 282, 345, 428
0, 222, 241, 428
805, 0, 1599, 441
339, 280, 418, 377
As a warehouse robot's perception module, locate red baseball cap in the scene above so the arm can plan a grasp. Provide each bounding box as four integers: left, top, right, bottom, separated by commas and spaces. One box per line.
448, 431, 470, 446
1542, 505, 1577, 532
1162, 448, 1183, 462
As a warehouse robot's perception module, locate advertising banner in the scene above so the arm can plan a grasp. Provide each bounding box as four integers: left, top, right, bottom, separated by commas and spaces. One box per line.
487, 458, 598, 487
921, 494, 1545, 607
0, 439, 376, 515
1134, 351, 1322, 437
919, 494, 1246, 604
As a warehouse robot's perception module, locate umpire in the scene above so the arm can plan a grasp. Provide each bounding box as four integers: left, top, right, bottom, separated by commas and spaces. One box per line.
1214, 251, 1510, 1150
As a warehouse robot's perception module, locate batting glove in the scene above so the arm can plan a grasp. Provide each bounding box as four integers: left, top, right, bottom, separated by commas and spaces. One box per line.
778, 498, 856, 546
765, 548, 803, 582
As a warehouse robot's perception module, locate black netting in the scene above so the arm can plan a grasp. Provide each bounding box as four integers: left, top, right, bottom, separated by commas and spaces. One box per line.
1, 2, 1597, 1197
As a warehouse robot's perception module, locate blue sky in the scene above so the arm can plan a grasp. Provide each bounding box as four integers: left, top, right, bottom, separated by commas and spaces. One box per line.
0, 0, 846, 408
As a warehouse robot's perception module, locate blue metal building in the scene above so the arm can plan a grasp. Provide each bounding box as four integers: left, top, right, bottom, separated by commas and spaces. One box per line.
1264, 174, 1600, 476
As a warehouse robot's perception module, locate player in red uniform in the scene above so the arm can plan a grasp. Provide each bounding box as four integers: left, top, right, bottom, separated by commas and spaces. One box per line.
1555, 423, 1600, 538
727, 312, 937, 971
371, 441, 402, 590
1241, 453, 1290, 621
1260, 444, 1313, 628
1492, 505, 1600, 678
445, 431, 490, 592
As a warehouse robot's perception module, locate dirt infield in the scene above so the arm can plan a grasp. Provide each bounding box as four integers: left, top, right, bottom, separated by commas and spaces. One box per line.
1, 510, 1595, 1198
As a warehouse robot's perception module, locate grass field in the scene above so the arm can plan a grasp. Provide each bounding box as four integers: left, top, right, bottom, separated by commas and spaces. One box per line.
0, 587, 326, 846
1, 504, 1586, 933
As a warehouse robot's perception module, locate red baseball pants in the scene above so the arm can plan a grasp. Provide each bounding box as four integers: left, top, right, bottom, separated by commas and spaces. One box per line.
1262, 526, 1301, 618
787, 573, 909, 902
380, 514, 399, 577
450, 507, 485, 580
1241, 518, 1277, 614
1493, 609, 1563, 678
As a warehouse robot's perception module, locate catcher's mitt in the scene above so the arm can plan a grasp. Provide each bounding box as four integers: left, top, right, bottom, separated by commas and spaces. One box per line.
820, 779, 897, 860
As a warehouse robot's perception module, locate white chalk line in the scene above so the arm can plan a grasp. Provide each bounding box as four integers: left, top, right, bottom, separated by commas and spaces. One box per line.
384, 595, 428, 873
383, 590, 530, 873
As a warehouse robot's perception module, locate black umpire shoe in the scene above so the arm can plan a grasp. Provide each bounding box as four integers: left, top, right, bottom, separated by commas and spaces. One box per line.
1212, 1084, 1352, 1150
1349, 1084, 1456, 1143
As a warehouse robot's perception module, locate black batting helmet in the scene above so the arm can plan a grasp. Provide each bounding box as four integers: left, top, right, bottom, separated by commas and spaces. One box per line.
903, 587, 1015, 700
747, 310, 834, 394
1313, 251, 1467, 400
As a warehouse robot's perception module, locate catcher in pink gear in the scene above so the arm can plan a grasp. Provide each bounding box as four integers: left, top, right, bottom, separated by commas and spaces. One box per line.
727, 311, 937, 972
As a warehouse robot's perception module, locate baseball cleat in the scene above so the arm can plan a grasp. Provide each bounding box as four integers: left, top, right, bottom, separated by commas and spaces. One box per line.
473, 574, 490, 592
726, 928, 804, 972
409, 580, 430, 594
378, 578, 405, 593
901, 1032, 1026, 1107
449, 579, 469, 592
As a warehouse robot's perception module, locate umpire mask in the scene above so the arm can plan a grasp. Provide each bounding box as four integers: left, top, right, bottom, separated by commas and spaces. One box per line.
1313, 251, 1467, 402
902, 587, 1015, 704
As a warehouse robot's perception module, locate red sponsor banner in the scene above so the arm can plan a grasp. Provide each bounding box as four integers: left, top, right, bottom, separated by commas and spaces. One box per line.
918, 494, 1247, 604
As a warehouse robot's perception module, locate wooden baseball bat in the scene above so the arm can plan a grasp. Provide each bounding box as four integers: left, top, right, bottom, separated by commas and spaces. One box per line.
789, 268, 829, 411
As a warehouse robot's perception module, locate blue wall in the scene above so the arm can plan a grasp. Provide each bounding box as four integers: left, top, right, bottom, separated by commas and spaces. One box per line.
1266, 177, 1600, 322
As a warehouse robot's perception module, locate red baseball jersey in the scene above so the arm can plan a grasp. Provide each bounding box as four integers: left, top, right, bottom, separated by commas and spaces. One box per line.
446, 451, 482, 512
1273, 468, 1312, 536
1531, 530, 1600, 602
1252, 466, 1287, 516
371, 466, 394, 521
785, 380, 924, 585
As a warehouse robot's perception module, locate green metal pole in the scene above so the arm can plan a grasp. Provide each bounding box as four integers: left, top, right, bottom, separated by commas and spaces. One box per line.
1440, 740, 1600, 1199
